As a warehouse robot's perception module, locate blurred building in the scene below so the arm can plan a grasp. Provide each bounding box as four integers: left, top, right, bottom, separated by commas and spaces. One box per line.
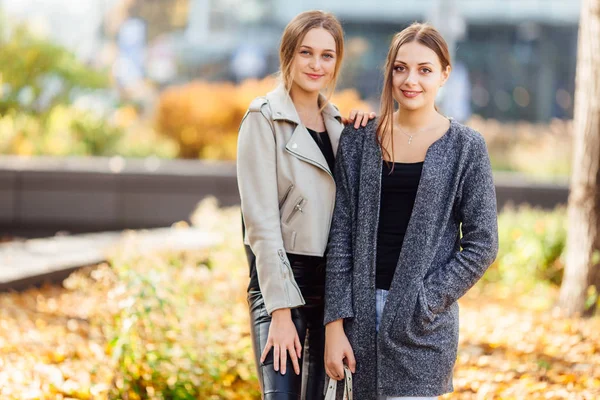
1, 0, 582, 122
178, 0, 579, 122
268, 0, 579, 122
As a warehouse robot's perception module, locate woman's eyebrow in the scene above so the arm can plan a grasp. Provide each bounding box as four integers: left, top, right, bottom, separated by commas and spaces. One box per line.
299, 45, 336, 53
394, 60, 434, 66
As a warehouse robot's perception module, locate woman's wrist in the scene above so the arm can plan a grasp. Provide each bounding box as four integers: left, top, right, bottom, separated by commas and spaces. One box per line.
271, 308, 291, 321
325, 319, 345, 332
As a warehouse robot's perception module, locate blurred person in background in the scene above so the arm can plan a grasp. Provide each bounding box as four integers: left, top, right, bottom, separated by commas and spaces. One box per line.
236, 10, 374, 399
324, 23, 498, 399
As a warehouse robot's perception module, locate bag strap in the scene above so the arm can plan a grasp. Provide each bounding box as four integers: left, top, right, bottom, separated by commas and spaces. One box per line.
324, 365, 353, 400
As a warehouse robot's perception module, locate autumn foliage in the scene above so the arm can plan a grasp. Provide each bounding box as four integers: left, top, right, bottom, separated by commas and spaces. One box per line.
1, 203, 599, 399
154, 77, 370, 160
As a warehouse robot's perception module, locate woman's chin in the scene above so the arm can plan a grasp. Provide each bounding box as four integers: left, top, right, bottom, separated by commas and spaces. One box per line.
295, 80, 327, 94
396, 101, 423, 112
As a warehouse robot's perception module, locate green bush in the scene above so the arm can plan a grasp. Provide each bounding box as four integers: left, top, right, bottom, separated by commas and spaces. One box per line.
103, 201, 260, 400
483, 206, 567, 288
0, 15, 179, 159
0, 20, 108, 115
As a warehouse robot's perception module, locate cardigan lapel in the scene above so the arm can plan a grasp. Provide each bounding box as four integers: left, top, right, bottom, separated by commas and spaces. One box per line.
358, 132, 384, 290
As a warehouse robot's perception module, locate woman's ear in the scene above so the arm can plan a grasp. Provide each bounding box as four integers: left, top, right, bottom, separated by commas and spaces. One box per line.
440, 65, 451, 87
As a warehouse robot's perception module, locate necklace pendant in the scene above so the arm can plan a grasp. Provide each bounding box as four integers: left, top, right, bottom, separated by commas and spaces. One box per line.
408, 136, 413, 145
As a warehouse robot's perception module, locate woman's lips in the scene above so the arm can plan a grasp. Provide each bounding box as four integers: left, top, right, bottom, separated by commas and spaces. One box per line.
305, 73, 324, 80
402, 90, 422, 98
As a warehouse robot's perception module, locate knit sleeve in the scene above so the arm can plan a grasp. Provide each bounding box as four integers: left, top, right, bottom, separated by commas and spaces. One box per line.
423, 134, 499, 314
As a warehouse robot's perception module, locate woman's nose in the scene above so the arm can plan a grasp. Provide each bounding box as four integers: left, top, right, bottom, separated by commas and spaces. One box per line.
309, 57, 321, 70
404, 70, 418, 85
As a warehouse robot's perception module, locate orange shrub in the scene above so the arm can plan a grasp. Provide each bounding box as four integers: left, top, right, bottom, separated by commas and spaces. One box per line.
155, 77, 371, 160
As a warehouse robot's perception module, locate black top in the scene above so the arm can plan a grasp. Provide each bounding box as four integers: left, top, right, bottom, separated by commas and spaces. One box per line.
307, 128, 335, 174
376, 161, 424, 290
246, 127, 335, 293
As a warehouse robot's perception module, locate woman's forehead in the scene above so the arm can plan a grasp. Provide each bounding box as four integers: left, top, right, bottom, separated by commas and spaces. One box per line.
300, 28, 337, 51
395, 41, 440, 65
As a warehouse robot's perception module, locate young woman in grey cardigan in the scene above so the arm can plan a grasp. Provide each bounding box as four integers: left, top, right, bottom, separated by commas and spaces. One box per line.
323, 23, 499, 399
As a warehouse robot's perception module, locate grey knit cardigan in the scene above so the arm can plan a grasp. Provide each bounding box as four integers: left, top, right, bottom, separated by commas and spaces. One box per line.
324, 118, 499, 398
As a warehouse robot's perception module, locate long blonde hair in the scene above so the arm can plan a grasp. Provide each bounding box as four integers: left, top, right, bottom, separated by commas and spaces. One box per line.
279, 10, 345, 104
376, 22, 451, 162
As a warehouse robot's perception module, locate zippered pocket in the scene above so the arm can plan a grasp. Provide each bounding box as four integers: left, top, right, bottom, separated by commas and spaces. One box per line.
285, 197, 306, 224
279, 184, 294, 209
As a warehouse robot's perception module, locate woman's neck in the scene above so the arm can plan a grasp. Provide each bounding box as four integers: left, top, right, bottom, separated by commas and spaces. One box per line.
394, 106, 443, 132
289, 83, 321, 116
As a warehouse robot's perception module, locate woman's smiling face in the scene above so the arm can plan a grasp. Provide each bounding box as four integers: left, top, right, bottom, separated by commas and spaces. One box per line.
291, 27, 338, 95
392, 41, 450, 112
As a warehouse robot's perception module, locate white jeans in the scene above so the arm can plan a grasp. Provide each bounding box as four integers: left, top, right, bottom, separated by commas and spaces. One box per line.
376, 289, 438, 400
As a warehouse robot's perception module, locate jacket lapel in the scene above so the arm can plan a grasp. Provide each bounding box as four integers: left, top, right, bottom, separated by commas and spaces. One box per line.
285, 125, 332, 177
267, 84, 342, 178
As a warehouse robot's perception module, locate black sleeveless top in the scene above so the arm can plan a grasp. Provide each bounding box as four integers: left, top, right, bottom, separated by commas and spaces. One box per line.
376, 161, 424, 290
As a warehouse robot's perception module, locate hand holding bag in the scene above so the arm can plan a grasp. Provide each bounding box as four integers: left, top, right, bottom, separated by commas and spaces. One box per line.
324, 365, 353, 400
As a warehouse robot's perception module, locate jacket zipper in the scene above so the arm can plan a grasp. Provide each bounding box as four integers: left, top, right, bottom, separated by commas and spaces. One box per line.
285, 197, 305, 224
285, 148, 334, 181
277, 249, 303, 304
279, 184, 294, 209
277, 249, 291, 304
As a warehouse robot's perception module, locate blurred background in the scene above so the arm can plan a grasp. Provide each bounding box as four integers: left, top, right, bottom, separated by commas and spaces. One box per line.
1, 1, 599, 400
0, 0, 577, 235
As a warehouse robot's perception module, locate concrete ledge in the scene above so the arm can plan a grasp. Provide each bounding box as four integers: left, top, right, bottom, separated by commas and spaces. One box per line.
0, 156, 239, 235
0, 155, 569, 236
0, 227, 218, 291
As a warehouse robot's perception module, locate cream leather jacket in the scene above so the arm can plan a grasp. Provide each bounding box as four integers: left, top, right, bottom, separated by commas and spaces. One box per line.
237, 84, 343, 314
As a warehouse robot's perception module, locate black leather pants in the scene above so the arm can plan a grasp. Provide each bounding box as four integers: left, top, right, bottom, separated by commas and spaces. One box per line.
247, 254, 326, 400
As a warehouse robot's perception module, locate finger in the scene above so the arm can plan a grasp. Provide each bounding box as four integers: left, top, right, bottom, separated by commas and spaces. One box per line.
260, 340, 272, 364
325, 364, 339, 381
349, 109, 357, 121
341, 117, 349, 125
346, 350, 357, 373
280, 344, 287, 375
295, 335, 302, 359
369, 111, 377, 119
289, 346, 300, 375
360, 113, 369, 127
273, 344, 280, 372
325, 365, 334, 380
333, 360, 345, 380
354, 113, 363, 129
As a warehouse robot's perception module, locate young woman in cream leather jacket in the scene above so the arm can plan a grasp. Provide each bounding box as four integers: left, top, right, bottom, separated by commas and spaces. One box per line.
237, 10, 374, 400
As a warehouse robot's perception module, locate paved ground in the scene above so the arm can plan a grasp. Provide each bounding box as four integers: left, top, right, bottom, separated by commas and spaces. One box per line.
0, 227, 218, 291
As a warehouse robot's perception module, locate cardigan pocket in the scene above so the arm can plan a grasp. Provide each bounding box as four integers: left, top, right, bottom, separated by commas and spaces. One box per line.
416, 284, 437, 327
390, 284, 446, 343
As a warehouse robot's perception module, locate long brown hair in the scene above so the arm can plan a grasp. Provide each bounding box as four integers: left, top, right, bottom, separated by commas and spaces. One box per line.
279, 10, 344, 103
376, 22, 451, 162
